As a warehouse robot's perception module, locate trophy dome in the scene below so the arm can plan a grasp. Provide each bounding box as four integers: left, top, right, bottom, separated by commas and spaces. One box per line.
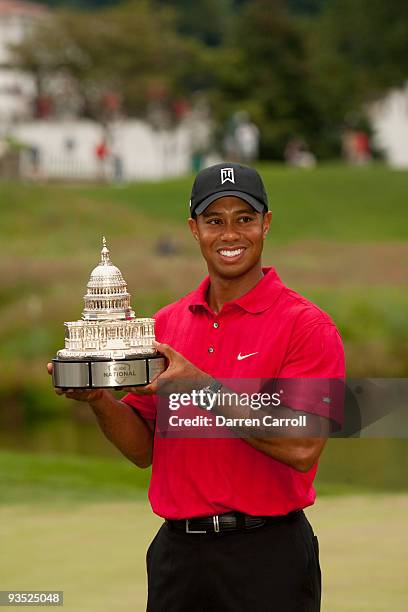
82, 237, 135, 321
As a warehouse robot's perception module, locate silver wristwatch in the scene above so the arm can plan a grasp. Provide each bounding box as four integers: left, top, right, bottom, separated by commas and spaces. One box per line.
200, 379, 223, 410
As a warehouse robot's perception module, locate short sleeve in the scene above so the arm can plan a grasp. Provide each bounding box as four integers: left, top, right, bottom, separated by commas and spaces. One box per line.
121, 392, 157, 421
276, 322, 345, 423
279, 322, 345, 379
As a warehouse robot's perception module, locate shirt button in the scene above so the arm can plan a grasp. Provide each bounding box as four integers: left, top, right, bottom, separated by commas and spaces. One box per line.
208, 347, 214, 353
213, 322, 219, 329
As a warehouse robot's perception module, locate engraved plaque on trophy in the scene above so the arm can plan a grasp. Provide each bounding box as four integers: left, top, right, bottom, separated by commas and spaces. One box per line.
52, 237, 166, 389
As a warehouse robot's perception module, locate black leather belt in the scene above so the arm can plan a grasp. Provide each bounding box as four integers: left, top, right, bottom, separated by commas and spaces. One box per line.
166, 510, 301, 534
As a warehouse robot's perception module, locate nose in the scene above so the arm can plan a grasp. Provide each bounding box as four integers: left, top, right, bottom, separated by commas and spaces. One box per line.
220, 220, 241, 242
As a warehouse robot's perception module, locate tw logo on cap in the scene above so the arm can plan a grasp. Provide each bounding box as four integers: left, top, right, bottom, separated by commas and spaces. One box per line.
220, 167, 235, 184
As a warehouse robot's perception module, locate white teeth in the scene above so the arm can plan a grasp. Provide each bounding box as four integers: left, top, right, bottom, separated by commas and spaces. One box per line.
219, 248, 244, 257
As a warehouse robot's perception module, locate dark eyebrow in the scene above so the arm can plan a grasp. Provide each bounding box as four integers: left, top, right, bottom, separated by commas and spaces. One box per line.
202, 209, 256, 217
202, 210, 222, 217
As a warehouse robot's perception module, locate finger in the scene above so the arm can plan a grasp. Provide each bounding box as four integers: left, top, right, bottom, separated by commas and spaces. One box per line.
65, 391, 91, 401
47, 363, 53, 374
54, 387, 101, 402
64, 389, 78, 399
55, 387, 76, 397
153, 341, 175, 361
122, 383, 156, 395
63, 387, 85, 398
87, 390, 105, 403
146, 379, 158, 394
125, 385, 155, 394
147, 358, 171, 387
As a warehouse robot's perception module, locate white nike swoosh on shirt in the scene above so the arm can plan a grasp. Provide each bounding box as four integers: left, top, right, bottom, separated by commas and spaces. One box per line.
237, 351, 259, 361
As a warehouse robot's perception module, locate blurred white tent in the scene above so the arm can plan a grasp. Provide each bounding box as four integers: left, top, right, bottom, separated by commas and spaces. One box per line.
370, 83, 408, 169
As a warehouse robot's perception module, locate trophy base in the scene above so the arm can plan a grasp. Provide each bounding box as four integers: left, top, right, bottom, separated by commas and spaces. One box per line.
52, 353, 166, 389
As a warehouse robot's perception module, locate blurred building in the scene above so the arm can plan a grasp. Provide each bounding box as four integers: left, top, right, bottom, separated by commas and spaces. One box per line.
0, 1, 211, 181
14, 119, 192, 181
0, 0, 47, 127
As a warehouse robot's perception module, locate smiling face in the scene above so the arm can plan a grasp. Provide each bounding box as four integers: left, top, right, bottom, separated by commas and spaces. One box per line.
188, 196, 272, 281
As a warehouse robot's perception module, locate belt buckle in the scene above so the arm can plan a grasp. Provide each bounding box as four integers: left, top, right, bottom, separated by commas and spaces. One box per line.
186, 519, 206, 534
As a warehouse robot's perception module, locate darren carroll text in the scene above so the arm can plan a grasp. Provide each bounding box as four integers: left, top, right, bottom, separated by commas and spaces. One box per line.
168, 415, 308, 428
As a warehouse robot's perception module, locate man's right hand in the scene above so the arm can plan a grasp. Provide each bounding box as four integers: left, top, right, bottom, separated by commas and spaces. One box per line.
46, 362, 107, 405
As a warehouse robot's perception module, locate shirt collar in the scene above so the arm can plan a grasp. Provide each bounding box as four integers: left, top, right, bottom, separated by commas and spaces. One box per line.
188, 267, 284, 314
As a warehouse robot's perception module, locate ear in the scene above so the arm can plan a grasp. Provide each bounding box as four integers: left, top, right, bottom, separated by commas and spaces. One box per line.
262, 211, 272, 239
188, 217, 199, 241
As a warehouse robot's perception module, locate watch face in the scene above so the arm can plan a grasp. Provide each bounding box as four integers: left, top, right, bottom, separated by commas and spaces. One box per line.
210, 381, 222, 394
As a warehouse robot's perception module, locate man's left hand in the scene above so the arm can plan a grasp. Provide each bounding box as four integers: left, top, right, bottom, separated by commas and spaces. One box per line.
123, 340, 212, 395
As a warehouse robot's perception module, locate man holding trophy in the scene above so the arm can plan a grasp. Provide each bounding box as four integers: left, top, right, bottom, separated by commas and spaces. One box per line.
48, 162, 345, 611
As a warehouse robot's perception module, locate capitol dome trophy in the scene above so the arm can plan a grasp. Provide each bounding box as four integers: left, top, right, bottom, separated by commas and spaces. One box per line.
52, 238, 166, 389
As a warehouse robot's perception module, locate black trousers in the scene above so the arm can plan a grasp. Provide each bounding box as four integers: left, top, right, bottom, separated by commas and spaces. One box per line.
146, 510, 321, 612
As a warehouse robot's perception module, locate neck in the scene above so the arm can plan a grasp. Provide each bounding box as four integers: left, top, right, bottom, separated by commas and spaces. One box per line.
207, 263, 264, 313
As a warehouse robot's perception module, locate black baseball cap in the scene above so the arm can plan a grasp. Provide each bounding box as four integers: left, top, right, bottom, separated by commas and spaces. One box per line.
189, 162, 268, 217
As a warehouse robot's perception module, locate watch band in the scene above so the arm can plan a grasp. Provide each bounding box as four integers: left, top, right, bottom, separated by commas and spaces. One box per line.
205, 379, 223, 395
200, 379, 223, 409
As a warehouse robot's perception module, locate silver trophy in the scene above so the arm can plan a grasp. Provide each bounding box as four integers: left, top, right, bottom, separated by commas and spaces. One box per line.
52, 237, 166, 389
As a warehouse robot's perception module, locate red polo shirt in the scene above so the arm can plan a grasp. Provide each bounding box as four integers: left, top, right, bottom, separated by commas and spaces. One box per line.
122, 267, 345, 519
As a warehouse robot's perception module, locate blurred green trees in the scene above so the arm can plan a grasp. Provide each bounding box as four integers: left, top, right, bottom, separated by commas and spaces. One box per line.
213, 0, 317, 158
11, 0, 408, 158
12, 1, 209, 121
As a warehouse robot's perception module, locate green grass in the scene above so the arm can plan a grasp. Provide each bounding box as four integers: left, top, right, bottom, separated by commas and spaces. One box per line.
0, 450, 150, 505
1, 165, 408, 257
57, 162, 408, 241
1, 494, 407, 611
